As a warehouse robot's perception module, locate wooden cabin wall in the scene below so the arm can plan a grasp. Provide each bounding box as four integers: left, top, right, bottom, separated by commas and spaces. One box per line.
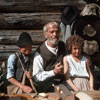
0, 0, 87, 61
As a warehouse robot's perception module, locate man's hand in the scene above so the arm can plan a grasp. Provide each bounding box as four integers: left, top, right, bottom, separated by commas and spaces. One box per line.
53, 62, 63, 75
25, 71, 32, 79
21, 85, 32, 93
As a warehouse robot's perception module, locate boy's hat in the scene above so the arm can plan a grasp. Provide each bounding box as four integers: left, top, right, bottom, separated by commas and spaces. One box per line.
61, 5, 78, 25
16, 32, 33, 47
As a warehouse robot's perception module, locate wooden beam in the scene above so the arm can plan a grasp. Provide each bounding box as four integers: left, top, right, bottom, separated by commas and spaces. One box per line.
84, 91, 100, 100
0, 44, 39, 60
0, 45, 39, 52
0, 30, 45, 45
0, 0, 86, 12
0, 13, 61, 29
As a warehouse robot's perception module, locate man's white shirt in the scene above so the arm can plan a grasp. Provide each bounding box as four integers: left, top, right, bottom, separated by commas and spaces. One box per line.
33, 41, 58, 82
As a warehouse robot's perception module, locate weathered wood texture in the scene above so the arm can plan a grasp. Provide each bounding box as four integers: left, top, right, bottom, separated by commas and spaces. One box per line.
0, 13, 61, 29
0, 30, 45, 44
0, 0, 86, 12
0, 45, 38, 52
0, 45, 39, 60
0, 0, 94, 60
84, 91, 100, 100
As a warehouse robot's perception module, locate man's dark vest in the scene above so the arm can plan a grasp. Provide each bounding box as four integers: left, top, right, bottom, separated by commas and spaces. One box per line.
14, 51, 33, 83
37, 41, 66, 81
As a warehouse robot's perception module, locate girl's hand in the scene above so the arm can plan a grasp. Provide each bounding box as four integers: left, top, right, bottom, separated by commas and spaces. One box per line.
90, 87, 94, 91
74, 87, 79, 92
87, 57, 91, 66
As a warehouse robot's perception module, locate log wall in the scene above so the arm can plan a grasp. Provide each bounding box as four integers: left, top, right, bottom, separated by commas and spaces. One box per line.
0, 0, 100, 90
0, 0, 87, 60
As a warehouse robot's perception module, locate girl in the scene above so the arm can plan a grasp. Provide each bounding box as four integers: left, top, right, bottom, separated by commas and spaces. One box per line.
63, 35, 94, 91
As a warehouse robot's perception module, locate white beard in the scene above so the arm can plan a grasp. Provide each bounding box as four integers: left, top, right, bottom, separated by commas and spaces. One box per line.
47, 38, 59, 46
